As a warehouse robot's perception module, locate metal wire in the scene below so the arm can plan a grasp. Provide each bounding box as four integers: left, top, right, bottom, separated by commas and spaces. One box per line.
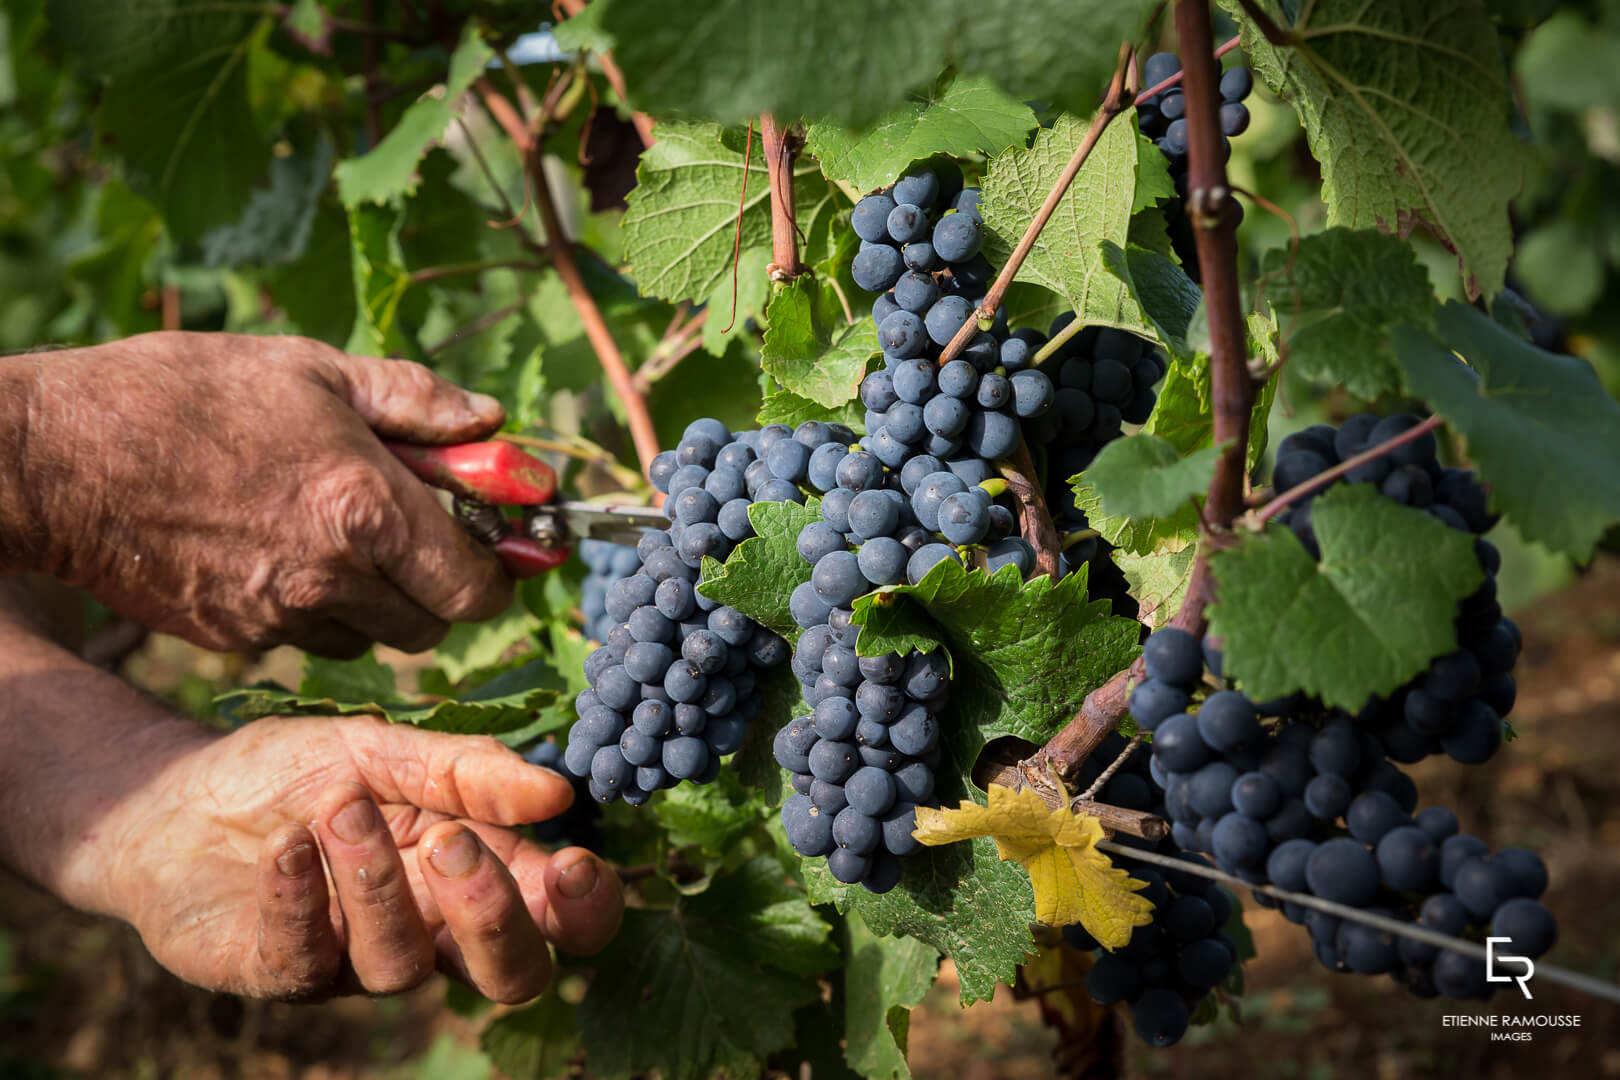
1095, 840, 1620, 1006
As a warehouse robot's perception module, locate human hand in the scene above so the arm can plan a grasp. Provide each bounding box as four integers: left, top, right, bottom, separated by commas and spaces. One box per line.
59, 713, 621, 1003
1, 331, 515, 656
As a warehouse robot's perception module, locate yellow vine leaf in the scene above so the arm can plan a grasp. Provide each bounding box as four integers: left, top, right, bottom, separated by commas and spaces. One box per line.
912, 784, 1156, 948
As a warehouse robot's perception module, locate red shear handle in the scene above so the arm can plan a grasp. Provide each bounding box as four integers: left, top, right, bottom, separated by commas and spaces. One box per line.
385, 440, 558, 506
495, 536, 572, 578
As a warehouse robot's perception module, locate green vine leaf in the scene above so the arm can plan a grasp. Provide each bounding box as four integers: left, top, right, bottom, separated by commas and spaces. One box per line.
840, 912, 941, 1080
756, 383, 871, 433
48, 0, 271, 240
576, 0, 1156, 129
852, 561, 1140, 747
805, 75, 1037, 193
480, 991, 578, 1080
761, 276, 880, 409
1208, 484, 1485, 709
699, 498, 822, 641
1116, 532, 1199, 631
577, 857, 835, 1080
980, 115, 1173, 337
620, 121, 836, 337
1394, 302, 1620, 560
1076, 434, 1227, 521
1259, 227, 1437, 401
334, 22, 492, 208
215, 653, 562, 737
1098, 241, 1202, 360
1143, 311, 1280, 471
344, 201, 415, 358
1224, 0, 1524, 297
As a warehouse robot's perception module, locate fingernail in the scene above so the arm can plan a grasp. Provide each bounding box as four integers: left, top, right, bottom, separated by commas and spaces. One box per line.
277, 842, 315, 877
557, 854, 599, 899
429, 830, 481, 879
465, 392, 503, 422
329, 798, 378, 844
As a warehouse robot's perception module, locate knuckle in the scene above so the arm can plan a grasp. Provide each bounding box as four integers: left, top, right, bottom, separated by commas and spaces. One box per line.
309, 461, 397, 549
438, 571, 511, 623
360, 942, 436, 996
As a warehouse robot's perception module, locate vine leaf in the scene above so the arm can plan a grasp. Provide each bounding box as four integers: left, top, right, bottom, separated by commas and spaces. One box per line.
756, 383, 870, 432
1394, 302, 1620, 560
981, 115, 1173, 337
215, 653, 562, 737
344, 202, 415, 358
805, 75, 1038, 193
1143, 311, 1279, 470
801, 836, 1036, 1007
1075, 434, 1228, 520
334, 22, 492, 208
620, 121, 834, 336
202, 139, 334, 269
1209, 484, 1484, 709
654, 769, 770, 855
1223, 0, 1523, 297
577, 857, 835, 1080
47, 0, 269, 240
1115, 532, 1199, 631
913, 786, 1155, 947
761, 276, 881, 408
840, 912, 940, 1080
1098, 241, 1202, 359
575, 0, 1156, 129
1259, 227, 1436, 401
698, 498, 822, 642
480, 991, 577, 1080
852, 561, 1142, 749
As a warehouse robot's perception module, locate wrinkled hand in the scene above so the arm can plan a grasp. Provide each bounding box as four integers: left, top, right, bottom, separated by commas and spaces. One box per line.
76, 714, 621, 1002
6, 331, 514, 656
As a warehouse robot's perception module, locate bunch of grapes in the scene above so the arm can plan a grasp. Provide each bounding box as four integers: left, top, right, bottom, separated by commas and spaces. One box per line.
1110, 413, 1554, 1005
1136, 51, 1255, 278
1064, 858, 1239, 1047
774, 644, 947, 893
579, 538, 641, 643
564, 419, 792, 806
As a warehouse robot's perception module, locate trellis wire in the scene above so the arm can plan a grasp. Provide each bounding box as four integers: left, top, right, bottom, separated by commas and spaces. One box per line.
1095, 839, 1620, 1006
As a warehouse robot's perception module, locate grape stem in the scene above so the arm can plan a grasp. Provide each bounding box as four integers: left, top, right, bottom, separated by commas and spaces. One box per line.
1250, 414, 1447, 528
999, 442, 1063, 580
476, 79, 664, 478
934, 42, 1139, 370
1031, 0, 1262, 787
761, 114, 807, 281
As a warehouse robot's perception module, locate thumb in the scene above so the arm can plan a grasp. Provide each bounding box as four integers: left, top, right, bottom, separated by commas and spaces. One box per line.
337, 716, 575, 825
330, 353, 505, 443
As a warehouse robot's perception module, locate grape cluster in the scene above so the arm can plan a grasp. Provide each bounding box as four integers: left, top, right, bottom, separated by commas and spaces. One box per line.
1267, 412, 1516, 767
774, 643, 947, 894
1137, 51, 1255, 278
849, 161, 1165, 596
521, 738, 605, 853
579, 538, 642, 643
565, 419, 792, 805
1116, 411, 1554, 1001
1064, 862, 1239, 1047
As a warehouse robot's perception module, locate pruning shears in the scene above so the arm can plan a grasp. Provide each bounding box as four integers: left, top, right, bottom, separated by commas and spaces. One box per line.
385, 440, 665, 578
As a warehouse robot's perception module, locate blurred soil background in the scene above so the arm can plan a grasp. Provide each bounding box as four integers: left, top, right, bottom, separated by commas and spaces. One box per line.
4, 560, 1620, 1080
